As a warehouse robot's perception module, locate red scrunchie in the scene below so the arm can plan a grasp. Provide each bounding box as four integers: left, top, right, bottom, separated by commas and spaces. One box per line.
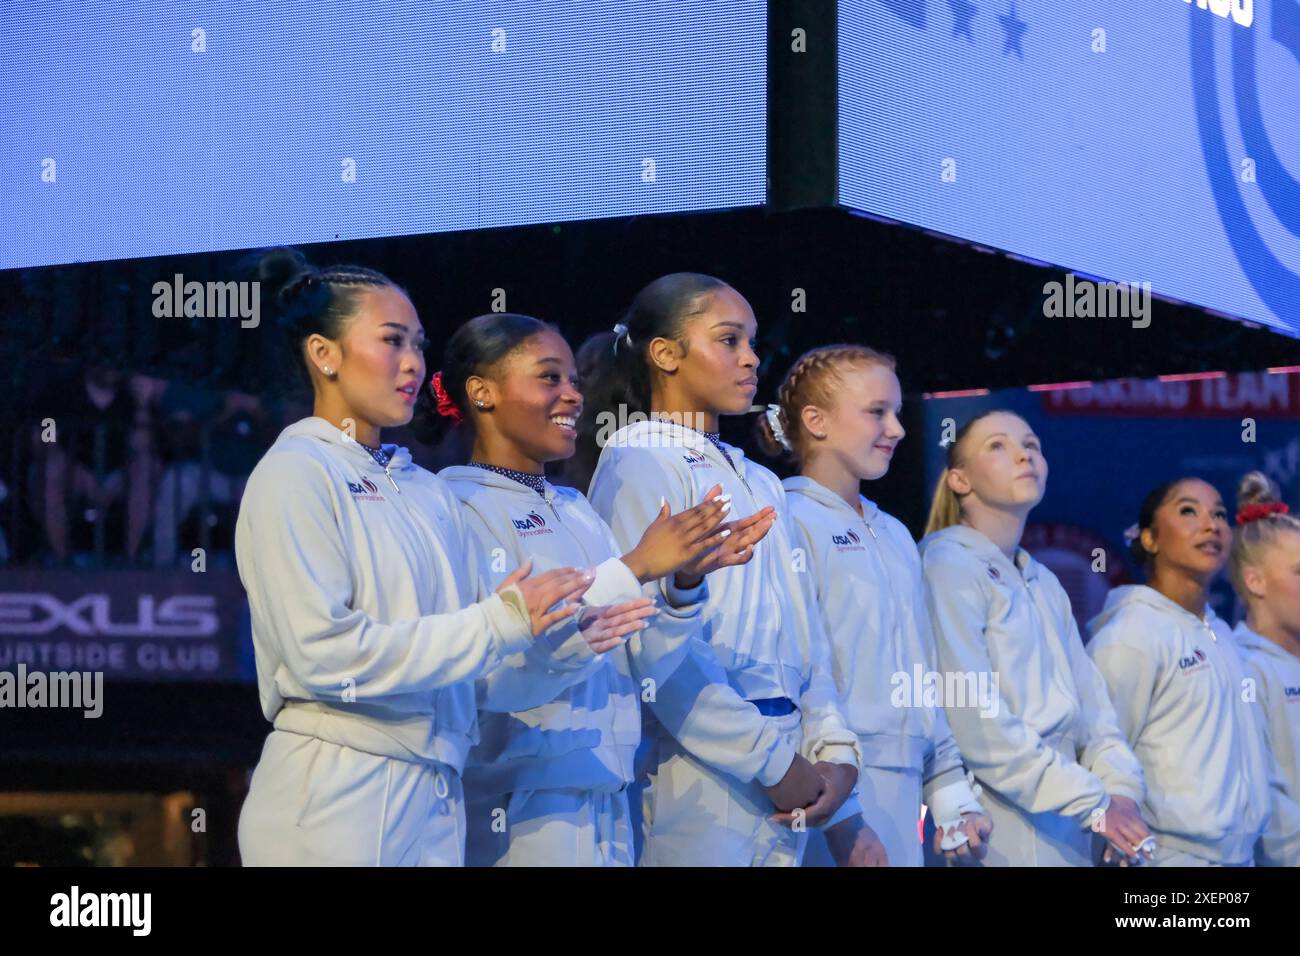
430, 371, 463, 425
1236, 501, 1290, 525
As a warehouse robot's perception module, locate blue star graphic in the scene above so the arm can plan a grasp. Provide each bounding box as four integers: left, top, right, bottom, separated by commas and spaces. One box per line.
999, 0, 1027, 58
947, 0, 977, 41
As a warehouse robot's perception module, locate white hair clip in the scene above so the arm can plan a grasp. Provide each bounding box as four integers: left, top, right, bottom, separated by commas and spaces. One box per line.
611, 322, 632, 355
1122, 523, 1141, 546
765, 404, 792, 452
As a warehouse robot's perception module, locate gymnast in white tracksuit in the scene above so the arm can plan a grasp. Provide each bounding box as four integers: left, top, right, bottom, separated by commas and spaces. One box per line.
420, 313, 753, 866
584, 274, 871, 867
235, 254, 621, 866
919, 409, 1152, 867
758, 344, 990, 867
1227, 471, 1300, 867
1088, 473, 1300, 867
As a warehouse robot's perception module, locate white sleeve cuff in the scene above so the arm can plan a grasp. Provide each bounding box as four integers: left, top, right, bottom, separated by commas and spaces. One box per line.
660, 574, 706, 610
486, 586, 535, 656
580, 557, 644, 608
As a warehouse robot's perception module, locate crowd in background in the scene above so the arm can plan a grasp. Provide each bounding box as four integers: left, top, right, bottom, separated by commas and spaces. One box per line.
1, 359, 479, 569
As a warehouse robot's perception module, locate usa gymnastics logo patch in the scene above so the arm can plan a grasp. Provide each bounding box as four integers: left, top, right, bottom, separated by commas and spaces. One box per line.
346, 476, 385, 502
1178, 648, 1210, 674
682, 451, 712, 470
831, 529, 865, 552
512, 511, 553, 537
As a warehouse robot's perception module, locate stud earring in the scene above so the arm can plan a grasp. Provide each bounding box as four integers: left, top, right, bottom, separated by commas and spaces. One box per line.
322, 366, 334, 377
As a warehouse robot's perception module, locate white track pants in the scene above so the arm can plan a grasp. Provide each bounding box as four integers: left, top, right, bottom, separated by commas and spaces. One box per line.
638, 711, 806, 867
239, 730, 465, 866
464, 787, 633, 866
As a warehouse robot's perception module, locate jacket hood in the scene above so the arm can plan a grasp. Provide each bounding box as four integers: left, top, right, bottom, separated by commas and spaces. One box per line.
278, 416, 414, 471
438, 464, 560, 503
1232, 620, 1297, 662
1088, 583, 1219, 635
918, 523, 1037, 582
781, 475, 880, 523
606, 417, 749, 468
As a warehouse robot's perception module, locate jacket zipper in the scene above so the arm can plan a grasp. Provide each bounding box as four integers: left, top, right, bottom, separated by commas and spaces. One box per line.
707, 437, 753, 497
856, 508, 907, 737
1205, 618, 1256, 832
546, 497, 595, 568
383, 462, 401, 494
543, 490, 635, 765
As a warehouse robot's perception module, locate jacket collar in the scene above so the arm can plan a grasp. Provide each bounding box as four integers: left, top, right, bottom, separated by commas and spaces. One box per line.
1231, 621, 1299, 662
781, 474, 880, 523
438, 464, 557, 503
922, 523, 1038, 583
279, 416, 413, 471
608, 417, 747, 477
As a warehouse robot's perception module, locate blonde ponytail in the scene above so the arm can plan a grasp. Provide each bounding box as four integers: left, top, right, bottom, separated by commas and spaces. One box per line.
925, 468, 962, 535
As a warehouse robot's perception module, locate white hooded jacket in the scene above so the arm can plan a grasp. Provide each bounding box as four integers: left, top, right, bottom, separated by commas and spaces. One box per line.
588, 419, 862, 786
440, 464, 707, 797
783, 477, 981, 820
1086, 584, 1281, 863
919, 525, 1144, 828
234, 417, 533, 773
1233, 621, 1300, 866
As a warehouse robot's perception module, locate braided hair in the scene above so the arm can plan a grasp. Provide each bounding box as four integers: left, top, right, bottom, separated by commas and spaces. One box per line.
257, 248, 406, 391
755, 343, 896, 462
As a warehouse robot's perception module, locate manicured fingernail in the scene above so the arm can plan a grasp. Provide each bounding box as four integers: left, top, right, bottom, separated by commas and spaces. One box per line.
720, 529, 731, 538
660, 496, 666, 508
711, 494, 732, 503
721, 501, 733, 514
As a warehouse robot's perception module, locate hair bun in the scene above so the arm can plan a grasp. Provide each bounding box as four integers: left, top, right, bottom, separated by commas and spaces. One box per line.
256, 248, 315, 307
1236, 470, 1279, 510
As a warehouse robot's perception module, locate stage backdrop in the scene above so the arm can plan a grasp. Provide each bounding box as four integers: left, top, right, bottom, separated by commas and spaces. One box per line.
840, 0, 1300, 336
922, 368, 1300, 633
2, 0, 767, 269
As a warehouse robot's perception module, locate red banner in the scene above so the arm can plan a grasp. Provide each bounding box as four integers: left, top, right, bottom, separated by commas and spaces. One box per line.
1039, 371, 1300, 419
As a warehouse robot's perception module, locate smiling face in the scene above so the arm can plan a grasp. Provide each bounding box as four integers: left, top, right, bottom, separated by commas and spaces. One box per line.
948, 411, 1048, 513
478, 329, 583, 466
657, 286, 760, 417
322, 286, 426, 430
1143, 479, 1232, 582
811, 363, 905, 481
